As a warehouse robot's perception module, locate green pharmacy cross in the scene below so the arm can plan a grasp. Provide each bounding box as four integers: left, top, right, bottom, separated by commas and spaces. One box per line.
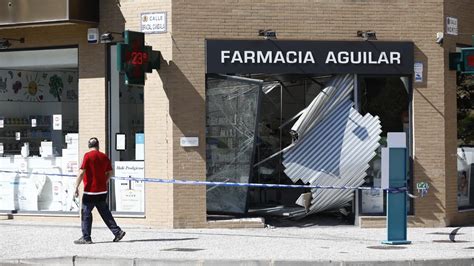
117, 30, 160, 86
449, 35, 474, 75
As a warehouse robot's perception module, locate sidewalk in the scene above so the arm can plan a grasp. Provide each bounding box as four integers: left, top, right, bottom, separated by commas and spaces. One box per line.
0, 219, 472, 265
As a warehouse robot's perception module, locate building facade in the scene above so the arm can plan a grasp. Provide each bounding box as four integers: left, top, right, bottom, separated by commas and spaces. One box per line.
0, 0, 473, 228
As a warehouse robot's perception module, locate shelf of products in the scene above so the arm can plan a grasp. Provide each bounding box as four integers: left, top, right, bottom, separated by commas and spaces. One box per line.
0, 116, 77, 157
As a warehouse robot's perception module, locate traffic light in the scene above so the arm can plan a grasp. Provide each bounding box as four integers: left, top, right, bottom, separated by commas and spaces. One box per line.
117, 30, 160, 86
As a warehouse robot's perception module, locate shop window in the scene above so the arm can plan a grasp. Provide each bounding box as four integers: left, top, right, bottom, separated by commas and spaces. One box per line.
206, 75, 262, 214
108, 45, 145, 214
358, 76, 410, 215
205, 74, 411, 219
251, 75, 327, 208
456, 49, 474, 209
0, 48, 79, 213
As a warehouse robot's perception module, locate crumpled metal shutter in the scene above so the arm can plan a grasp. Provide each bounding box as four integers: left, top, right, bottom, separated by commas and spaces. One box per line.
283, 74, 382, 214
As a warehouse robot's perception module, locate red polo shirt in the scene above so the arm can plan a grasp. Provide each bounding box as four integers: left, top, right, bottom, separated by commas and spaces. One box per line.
80, 150, 112, 195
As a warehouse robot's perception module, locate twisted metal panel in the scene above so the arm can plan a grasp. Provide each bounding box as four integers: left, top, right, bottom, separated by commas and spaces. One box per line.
283, 74, 381, 214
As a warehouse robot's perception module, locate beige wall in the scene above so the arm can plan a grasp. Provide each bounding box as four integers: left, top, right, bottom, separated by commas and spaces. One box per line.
102, 0, 192, 228
443, 0, 474, 226
168, 0, 469, 227
104, 0, 207, 228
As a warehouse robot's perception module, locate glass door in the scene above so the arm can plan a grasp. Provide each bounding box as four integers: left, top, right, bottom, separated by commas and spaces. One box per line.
108, 44, 145, 215
206, 74, 263, 214
356, 75, 412, 216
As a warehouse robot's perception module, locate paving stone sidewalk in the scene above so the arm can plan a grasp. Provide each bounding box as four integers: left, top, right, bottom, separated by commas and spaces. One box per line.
0, 220, 472, 265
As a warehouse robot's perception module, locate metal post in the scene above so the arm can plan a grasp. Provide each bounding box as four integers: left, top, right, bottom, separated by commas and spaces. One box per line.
382, 132, 411, 245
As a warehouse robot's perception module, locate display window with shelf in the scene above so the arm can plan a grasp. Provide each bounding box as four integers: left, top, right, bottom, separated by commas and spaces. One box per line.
0, 47, 79, 213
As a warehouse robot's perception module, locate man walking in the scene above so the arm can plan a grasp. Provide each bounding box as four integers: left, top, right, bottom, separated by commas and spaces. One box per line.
74, 137, 126, 244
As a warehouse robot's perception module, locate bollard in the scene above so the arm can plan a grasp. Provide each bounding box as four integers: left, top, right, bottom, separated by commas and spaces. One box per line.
381, 132, 411, 245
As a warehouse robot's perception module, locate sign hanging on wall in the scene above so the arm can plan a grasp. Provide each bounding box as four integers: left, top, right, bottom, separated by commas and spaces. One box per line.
446, 17, 458, 36
53, 114, 62, 130
114, 161, 145, 212
206, 40, 414, 75
141, 12, 167, 34
180, 137, 199, 147
414, 62, 423, 82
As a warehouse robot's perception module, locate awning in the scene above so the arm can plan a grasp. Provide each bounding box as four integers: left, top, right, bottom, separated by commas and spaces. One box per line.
0, 0, 99, 27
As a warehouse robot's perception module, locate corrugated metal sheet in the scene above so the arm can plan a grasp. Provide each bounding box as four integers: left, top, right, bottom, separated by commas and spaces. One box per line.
290, 74, 354, 140
283, 74, 382, 214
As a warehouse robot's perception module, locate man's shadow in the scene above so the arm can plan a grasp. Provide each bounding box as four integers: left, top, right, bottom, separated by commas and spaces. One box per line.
93, 237, 197, 244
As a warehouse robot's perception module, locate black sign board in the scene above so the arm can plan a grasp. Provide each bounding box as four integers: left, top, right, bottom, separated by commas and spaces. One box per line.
206, 40, 414, 75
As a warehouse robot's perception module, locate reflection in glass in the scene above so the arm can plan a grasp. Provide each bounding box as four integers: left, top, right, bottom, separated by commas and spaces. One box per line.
206, 76, 261, 213
0, 68, 79, 212
359, 77, 409, 214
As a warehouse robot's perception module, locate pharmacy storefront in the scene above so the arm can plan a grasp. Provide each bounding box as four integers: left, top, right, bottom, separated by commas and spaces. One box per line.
1, 0, 473, 228
205, 40, 414, 218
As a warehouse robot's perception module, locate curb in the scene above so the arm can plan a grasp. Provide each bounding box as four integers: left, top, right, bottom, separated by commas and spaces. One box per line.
1, 257, 473, 266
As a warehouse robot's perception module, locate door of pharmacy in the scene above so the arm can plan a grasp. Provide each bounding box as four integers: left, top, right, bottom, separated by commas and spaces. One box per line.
107, 44, 145, 215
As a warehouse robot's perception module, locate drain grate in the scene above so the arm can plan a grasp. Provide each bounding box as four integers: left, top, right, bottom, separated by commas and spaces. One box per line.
367, 246, 407, 250
465, 247, 474, 249
432, 240, 470, 243
161, 248, 204, 252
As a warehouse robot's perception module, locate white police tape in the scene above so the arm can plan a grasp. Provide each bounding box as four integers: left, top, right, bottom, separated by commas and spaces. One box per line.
0, 169, 408, 193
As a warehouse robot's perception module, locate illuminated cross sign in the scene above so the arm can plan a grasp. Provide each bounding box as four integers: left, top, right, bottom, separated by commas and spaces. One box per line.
449, 47, 474, 74
462, 48, 474, 74
117, 30, 160, 86
467, 55, 474, 67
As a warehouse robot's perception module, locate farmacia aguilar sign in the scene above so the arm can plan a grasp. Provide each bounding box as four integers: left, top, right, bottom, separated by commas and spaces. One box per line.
206, 40, 414, 75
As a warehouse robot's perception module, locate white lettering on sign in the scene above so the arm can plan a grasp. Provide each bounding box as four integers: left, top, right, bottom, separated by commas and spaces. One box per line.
221, 50, 316, 64
446, 17, 458, 36
414, 62, 423, 82
221, 50, 401, 65
325, 51, 401, 65
141, 12, 167, 34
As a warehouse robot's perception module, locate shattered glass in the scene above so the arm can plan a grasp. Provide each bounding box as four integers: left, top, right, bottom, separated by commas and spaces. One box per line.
206, 76, 261, 213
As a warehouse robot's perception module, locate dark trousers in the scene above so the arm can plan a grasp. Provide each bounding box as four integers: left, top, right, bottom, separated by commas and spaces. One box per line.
81, 193, 121, 241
